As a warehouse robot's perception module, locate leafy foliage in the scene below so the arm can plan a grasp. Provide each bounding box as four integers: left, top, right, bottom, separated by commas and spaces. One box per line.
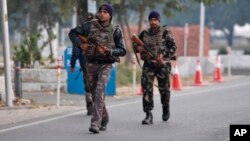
244, 49, 250, 55
12, 34, 44, 68
206, 0, 250, 46
218, 47, 228, 55
192, 0, 236, 5
8, 0, 75, 62
162, 0, 249, 47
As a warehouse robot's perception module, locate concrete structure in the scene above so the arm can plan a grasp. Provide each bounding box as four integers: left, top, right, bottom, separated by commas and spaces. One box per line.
1, 55, 250, 99
21, 69, 67, 92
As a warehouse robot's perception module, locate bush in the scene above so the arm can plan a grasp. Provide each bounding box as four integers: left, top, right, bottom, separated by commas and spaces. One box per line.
218, 47, 228, 55
12, 34, 44, 68
243, 48, 250, 55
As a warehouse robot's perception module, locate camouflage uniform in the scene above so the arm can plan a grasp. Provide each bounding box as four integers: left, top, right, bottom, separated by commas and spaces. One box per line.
70, 13, 95, 116
69, 19, 126, 131
135, 25, 177, 123
70, 46, 93, 115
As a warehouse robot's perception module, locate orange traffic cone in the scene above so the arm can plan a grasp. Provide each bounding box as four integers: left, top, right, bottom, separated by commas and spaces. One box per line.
213, 56, 223, 82
194, 59, 203, 86
171, 61, 182, 90
137, 86, 143, 95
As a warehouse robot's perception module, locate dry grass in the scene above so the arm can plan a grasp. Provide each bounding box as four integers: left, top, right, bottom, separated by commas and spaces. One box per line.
0, 97, 51, 109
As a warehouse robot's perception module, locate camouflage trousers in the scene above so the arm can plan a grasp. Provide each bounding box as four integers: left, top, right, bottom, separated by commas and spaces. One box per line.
86, 63, 112, 128
141, 61, 171, 112
82, 70, 93, 113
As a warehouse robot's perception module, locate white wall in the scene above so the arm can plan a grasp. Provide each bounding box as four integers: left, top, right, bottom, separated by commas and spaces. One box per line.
177, 55, 250, 78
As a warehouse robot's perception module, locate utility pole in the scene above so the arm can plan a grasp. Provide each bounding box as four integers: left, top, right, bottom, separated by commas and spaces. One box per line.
184, 23, 189, 56
199, 2, 205, 57
1, 0, 13, 107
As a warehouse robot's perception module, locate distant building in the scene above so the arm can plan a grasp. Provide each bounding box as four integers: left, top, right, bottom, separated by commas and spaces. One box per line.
123, 25, 210, 57
170, 25, 210, 57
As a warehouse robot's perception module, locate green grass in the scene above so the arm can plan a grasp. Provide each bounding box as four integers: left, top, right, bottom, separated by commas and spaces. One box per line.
116, 64, 141, 86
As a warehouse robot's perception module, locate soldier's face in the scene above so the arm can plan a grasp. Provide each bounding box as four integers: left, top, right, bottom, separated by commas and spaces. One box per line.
98, 10, 111, 22
149, 18, 160, 28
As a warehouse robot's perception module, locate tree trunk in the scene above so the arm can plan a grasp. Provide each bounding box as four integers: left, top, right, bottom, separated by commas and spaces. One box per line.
45, 27, 54, 62
117, 14, 132, 65
137, 4, 145, 34
77, 0, 88, 25
223, 26, 234, 47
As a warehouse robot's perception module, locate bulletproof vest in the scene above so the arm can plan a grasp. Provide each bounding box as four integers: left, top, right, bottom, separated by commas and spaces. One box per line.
140, 26, 166, 60
85, 20, 116, 60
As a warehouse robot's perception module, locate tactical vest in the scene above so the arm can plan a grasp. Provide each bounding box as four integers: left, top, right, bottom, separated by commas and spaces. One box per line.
140, 26, 167, 61
85, 20, 116, 61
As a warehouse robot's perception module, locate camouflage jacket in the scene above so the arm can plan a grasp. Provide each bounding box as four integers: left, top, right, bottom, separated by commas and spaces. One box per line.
68, 20, 126, 64
134, 25, 177, 61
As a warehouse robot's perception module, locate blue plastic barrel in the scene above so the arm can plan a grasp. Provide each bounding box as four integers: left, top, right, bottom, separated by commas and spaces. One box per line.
64, 46, 116, 96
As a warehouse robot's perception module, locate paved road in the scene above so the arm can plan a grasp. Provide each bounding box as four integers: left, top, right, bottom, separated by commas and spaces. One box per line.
0, 76, 250, 141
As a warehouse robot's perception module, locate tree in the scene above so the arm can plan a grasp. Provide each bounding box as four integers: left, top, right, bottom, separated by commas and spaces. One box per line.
206, 0, 250, 47
161, 0, 243, 48
94, 0, 185, 63
192, 0, 234, 5
13, 34, 44, 68
8, 0, 75, 63
190, 0, 241, 46
75, 0, 88, 24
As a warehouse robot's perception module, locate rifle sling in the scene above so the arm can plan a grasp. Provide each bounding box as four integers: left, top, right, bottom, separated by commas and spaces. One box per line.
132, 48, 160, 88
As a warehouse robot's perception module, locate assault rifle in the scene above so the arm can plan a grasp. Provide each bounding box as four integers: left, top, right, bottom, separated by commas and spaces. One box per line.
78, 35, 120, 63
131, 34, 166, 65
131, 35, 176, 86
131, 34, 176, 63
131, 35, 157, 58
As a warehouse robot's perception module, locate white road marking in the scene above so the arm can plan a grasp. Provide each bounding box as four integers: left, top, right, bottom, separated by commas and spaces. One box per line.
0, 81, 249, 133
173, 81, 250, 97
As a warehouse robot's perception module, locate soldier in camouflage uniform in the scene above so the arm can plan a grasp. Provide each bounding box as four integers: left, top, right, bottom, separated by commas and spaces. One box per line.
133, 10, 177, 125
70, 12, 95, 116
69, 4, 126, 133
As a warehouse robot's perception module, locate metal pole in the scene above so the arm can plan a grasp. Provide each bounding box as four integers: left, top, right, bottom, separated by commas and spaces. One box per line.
1, 0, 13, 107
72, 7, 77, 28
61, 28, 65, 47
227, 46, 232, 76
15, 61, 22, 98
184, 23, 189, 56
56, 56, 62, 108
199, 2, 205, 57
133, 63, 136, 95
132, 55, 136, 95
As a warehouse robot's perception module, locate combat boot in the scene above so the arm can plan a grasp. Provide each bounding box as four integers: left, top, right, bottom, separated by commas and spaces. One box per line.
100, 116, 109, 131
100, 120, 108, 131
162, 105, 170, 121
86, 102, 93, 116
141, 111, 153, 125
89, 126, 99, 134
